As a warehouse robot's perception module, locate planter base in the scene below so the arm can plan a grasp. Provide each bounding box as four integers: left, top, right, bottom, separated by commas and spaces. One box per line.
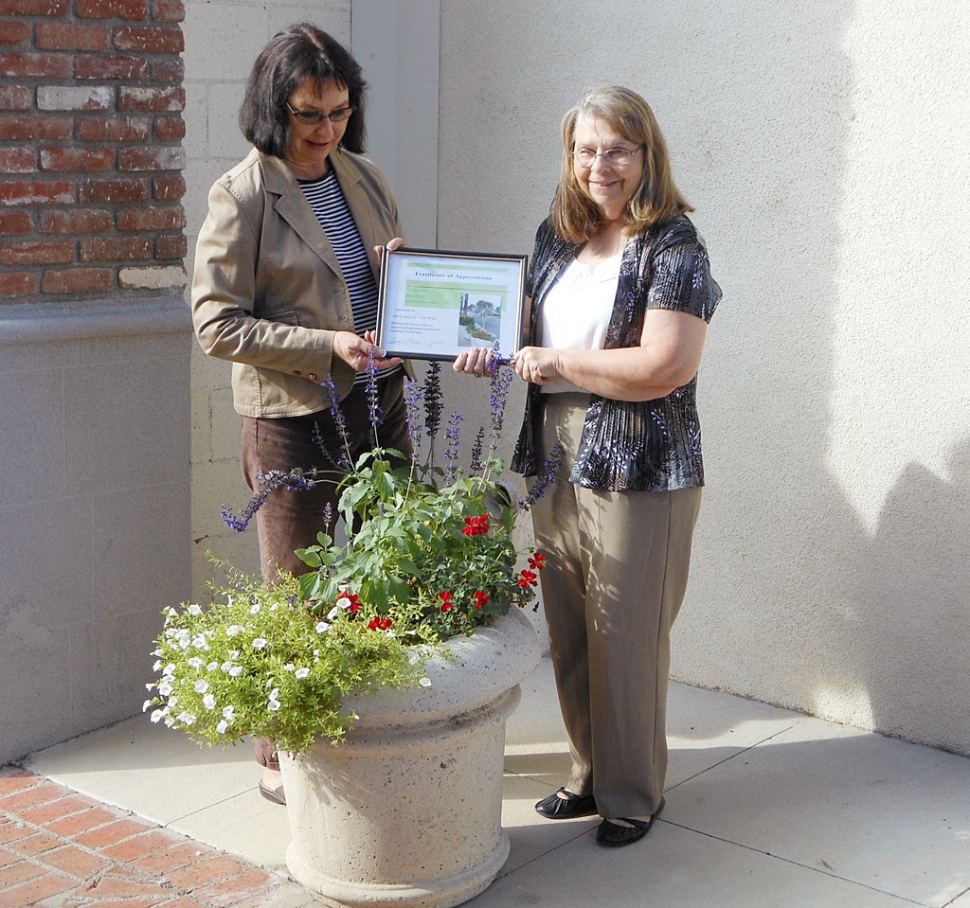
279, 609, 540, 908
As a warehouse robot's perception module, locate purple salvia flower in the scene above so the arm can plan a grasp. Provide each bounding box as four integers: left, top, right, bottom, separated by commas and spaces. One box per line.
469, 426, 485, 473
443, 412, 463, 485
321, 375, 352, 471
403, 377, 424, 464
423, 361, 442, 444
488, 364, 514, 451
364, 349, 383, 440
521, 441, 564, 511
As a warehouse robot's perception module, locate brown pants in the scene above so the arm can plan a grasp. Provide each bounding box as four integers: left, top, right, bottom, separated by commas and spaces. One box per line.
241, 374, 412, 770
533, 393, 702, 818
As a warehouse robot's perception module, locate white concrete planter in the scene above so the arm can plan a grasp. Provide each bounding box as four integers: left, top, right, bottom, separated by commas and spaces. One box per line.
278, 607, 541, 908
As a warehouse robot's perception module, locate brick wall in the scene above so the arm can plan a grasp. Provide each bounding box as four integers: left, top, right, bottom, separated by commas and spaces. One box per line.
0, 0, 186, 300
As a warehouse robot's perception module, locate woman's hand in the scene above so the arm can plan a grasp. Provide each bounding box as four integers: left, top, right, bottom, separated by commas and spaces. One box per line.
452, 346, 495, 377
333, 330, 403, 373
374, 236, 406, 262
511, 346, 562, 385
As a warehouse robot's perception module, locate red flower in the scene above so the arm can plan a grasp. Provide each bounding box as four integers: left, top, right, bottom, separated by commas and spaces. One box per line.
337, 592, 361, 613
439, 591, 454, 612
462, 515, 490, 537
518, 569, 538, 589
528, 553, 546, 571
368, 617, 392, 631
474, 590, 489, 610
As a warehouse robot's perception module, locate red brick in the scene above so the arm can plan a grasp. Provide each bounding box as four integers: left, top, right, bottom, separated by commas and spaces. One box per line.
43, 267, 114, 293
2, 872, 77, 904
8, 829, 63, 855
79, 177, 149, 203
197, 869, 277, 907
113, 25, 182, 53
0, 19, 30, 45
77, 872, 175, 899
76, 53, 150, 81
36, 22, 110, 51
0, 272, 38, 295
1, 240, 74, 265
153, 115, 185, 141
167, 854, 255, 891
0, 84, 30, 109
0, 52, 74, 78
0, 858, 44, 889
81, 235, 152, 261
99, 827, 181, 862
0, 0, 70, 12
151, 55, 183, 84
151, 0, 183, 22
20, 794, 99, 825
77, 0, 148, 18
120, 146, 185, 172
76, 114, 150, 142
131, 841, 210, 874
42, 843, 112, 879
38, 84, 113, 111
153, 174, 184, 201
155, 234, 186, 259
0, 780, 70, 813
0, 180, 75, 207
0, 146, 35, 172
0, 209, 33, 234
0, 847, 21, 868
119, 85, 183, 112
41, 146, 116, 172
40, 208, 112, 234
73, 816, 155, 849
45, 805, 124, 838
0, 115, 73, 141
118, 206, 184, 232
0, 772, 38, 797
0, 819, 30, 844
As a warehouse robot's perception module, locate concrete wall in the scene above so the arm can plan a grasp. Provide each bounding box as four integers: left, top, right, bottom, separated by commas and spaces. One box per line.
182, 0, 970, 754
437, 0, 970, 754
0, 301, 191, 763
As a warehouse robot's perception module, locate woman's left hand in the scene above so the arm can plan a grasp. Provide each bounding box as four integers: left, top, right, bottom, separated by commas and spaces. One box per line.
511, 346, 562, 385
374, 236, 406, 261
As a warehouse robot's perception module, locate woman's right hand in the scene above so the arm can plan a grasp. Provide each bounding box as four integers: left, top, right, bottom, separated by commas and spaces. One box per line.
453, 346, 494, 376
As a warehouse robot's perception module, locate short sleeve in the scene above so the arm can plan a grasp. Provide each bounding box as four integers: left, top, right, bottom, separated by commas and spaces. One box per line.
646, 221, 721, 323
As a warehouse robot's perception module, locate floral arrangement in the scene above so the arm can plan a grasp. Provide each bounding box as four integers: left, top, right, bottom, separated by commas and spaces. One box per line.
145, 360, 560, 754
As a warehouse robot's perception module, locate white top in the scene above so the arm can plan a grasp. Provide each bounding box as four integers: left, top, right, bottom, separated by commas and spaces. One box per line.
537, 252, 622, 394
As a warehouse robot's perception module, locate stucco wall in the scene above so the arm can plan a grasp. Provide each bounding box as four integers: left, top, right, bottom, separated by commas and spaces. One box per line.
437, 0, 970, 753
181, 0, 970, 754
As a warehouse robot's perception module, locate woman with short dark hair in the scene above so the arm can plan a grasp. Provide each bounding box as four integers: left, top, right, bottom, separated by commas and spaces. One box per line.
191, 23, 411, 806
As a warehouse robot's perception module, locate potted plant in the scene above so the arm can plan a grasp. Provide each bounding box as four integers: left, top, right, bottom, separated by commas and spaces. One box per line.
145, 361, 560, 908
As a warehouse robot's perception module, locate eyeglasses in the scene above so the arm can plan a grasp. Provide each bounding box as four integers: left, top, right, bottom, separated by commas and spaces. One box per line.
285, 103, 355, 125
571, 146, 642, 167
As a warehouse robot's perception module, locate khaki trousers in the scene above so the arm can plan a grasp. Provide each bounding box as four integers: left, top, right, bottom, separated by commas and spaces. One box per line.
533, 393, 702, 819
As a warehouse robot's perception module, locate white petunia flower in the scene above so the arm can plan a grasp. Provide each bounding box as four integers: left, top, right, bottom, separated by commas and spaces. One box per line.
187, 657, 203, 670
216, 719, 229, 734
142, 699, 153, 712
191, 633, 209, 651
176, 711, 197, 725
194, 679, 209, 694
187, 604, 202, 616
284, 663, 295, 672
228, 665, 243, 677
327, 607, 340, 620
419, 677, 432, 688
268, 700, 282, 712
152, 660, 162, 672
226, 625, 244, 637
222, 705, 235, 720
158, 680, 174, 697
252, 638, 267, 650
250, 603, 261, 615
203, 693, 217, 710
150, 708, 166, 723
294, 667, 310, 679
316, 621, 331, 634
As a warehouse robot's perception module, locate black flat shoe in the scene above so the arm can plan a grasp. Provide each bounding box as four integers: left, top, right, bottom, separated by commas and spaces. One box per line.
535, 787, 598, 819
596, 797, 665, 846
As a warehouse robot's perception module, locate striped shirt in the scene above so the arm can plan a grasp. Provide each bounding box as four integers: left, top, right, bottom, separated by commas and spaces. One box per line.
298, 169, 399, 385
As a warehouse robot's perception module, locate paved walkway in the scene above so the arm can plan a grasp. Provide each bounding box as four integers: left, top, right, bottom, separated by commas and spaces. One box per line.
3, 659, 970, 907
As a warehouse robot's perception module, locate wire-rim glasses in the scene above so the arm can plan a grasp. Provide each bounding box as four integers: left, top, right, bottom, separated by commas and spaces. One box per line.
286, 103, 356, 125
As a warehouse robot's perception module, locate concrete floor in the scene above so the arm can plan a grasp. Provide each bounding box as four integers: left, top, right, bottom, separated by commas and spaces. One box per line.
24, 657, 970, 907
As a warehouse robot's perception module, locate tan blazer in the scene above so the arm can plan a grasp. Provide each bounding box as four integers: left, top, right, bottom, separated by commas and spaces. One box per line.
191, 147, 404, 417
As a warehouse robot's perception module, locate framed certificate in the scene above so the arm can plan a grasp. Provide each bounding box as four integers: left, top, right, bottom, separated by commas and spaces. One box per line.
376, 247, 528, 361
